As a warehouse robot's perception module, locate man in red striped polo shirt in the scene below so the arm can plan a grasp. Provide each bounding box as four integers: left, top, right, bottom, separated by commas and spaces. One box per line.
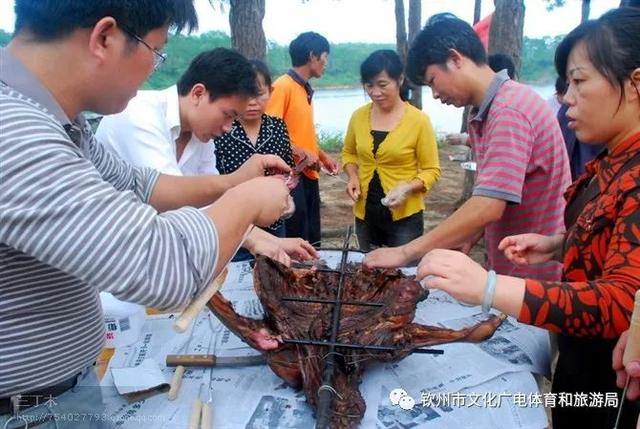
365, 13, 571, 281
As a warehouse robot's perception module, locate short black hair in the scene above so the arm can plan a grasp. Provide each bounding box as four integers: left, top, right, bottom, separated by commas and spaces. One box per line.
488, 54, 516, 79
407, 13, 487, 86
289, 32, 330, 67
177, 48, 258, 101
360, 49, 404, 83
14, 0, 198, 41
360, 49, 409, 101
249, 59, 272, 89
555, 8, 640, 105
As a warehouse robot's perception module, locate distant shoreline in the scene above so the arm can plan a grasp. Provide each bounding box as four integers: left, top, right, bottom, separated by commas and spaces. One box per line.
314, 79, 555, 91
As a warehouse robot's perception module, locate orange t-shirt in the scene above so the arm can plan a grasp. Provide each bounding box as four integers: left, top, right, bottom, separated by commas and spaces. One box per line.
266, 73, 319, 180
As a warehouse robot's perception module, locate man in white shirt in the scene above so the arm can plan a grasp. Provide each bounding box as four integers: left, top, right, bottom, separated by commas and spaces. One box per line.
97, 48, 317, 263
98, 84, 219, 176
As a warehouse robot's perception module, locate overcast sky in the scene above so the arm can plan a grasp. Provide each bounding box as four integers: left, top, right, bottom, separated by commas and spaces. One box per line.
0, 0, 622, 44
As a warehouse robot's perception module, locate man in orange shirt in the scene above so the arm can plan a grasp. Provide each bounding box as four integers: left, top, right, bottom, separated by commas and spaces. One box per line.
266, 32, 338, 247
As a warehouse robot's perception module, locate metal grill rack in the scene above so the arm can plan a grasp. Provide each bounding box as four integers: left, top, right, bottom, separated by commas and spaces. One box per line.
280, 226, 443, 428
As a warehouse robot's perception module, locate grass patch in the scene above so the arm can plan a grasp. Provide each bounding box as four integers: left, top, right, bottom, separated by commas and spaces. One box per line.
317, 130, 344, 154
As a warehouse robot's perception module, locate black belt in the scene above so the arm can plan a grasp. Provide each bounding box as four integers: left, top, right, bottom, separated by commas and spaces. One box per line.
0, 373, 79, 415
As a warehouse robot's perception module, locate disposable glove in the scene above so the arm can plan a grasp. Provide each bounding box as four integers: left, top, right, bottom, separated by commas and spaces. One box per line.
381, 182, 413, 208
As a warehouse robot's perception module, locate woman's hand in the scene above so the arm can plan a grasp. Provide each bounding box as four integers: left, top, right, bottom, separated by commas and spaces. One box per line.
232, 154, 291, 184
381, 182, 413, 208
246, 235, 291, 266
613, 330, 640, 400
363, 246, 410, 268
276, 237, 319, 261
346, 176, 361, 201
416, 249, 487, 306
319, 150, 339, 175
498, 234, 563, 266
245, 230, 319, 266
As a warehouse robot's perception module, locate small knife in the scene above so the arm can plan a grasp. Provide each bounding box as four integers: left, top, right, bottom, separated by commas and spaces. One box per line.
166, 354, 266, 368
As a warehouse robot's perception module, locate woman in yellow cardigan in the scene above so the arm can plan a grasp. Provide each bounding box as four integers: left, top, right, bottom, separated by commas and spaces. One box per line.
342, 50, 441, 252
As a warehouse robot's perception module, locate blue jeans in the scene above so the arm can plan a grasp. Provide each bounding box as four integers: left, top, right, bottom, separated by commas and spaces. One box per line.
0, 368, 113, 429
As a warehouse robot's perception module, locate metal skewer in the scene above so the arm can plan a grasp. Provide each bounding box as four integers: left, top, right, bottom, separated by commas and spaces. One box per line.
315, 226, 352, 429
283, 338, 443, 354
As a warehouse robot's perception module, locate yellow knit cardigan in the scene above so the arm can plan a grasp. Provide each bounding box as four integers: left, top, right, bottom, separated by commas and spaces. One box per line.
341, 102, 441, 221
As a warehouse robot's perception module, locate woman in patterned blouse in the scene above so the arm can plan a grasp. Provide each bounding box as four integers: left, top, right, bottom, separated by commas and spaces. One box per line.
416, 8, 640, 428
214, 60, 297, 260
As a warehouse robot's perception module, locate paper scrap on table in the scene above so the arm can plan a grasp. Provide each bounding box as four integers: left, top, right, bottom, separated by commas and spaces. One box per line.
111, 358, 169, 396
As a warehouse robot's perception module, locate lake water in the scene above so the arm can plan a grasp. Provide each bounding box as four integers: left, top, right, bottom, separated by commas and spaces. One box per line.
313, 85, 555, 137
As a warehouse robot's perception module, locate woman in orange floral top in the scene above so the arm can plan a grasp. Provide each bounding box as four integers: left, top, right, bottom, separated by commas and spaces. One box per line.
416, 8, 640, 429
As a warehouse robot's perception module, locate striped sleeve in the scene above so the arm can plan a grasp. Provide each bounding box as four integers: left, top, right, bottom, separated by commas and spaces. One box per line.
0, 94, 218, 309
86, 120, 161, 202
473, 107, 533, 203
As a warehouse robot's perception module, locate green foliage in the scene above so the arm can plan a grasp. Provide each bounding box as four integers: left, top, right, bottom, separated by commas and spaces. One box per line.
0, 29, 11, 46
314, 43, 395, 88
317, 129, 344, 153
544, 0, 566, 11
144, 31, 231, 89
519, 35, 564, 83
0, 29, 563, 87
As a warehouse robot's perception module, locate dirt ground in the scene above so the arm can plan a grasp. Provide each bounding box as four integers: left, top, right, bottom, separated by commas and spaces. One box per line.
318, 144, 485, 263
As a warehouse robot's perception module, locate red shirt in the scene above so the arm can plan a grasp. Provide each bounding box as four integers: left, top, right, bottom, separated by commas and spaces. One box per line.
519, 132, 640, 338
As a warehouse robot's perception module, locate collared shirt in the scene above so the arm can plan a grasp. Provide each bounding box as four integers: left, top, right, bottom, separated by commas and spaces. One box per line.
519, 132, 640, 338
0, 48, 218, 397
266, 72, 319, 180
467, 70, 572, 280
96, 85, 218, 176
213, 114, 295, 231
286, 69, 314, 104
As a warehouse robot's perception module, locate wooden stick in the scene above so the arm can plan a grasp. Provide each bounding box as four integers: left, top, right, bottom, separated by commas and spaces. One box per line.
174, 268, 228, 333
167, 365, 185, 401
200, 402, 212, 429
188, 399, 203, 429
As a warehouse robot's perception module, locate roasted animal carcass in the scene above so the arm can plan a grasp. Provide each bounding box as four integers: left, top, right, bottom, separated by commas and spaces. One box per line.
207, 256, 505, 428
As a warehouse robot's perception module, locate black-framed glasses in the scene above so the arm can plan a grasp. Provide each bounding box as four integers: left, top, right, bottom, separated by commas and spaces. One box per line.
120, 26, 167, 71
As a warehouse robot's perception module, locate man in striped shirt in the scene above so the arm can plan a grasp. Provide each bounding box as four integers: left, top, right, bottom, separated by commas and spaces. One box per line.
365, 13, 571, 282
0, 1, 292, 425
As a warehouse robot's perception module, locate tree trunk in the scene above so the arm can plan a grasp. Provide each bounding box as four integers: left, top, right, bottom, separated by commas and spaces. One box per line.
473, 0, 482, 24
407, 0, 422, 109
581, 0, 591, 22
395, 0, 408, 64
488, 0, 525, 78
229, 0, 266, 62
